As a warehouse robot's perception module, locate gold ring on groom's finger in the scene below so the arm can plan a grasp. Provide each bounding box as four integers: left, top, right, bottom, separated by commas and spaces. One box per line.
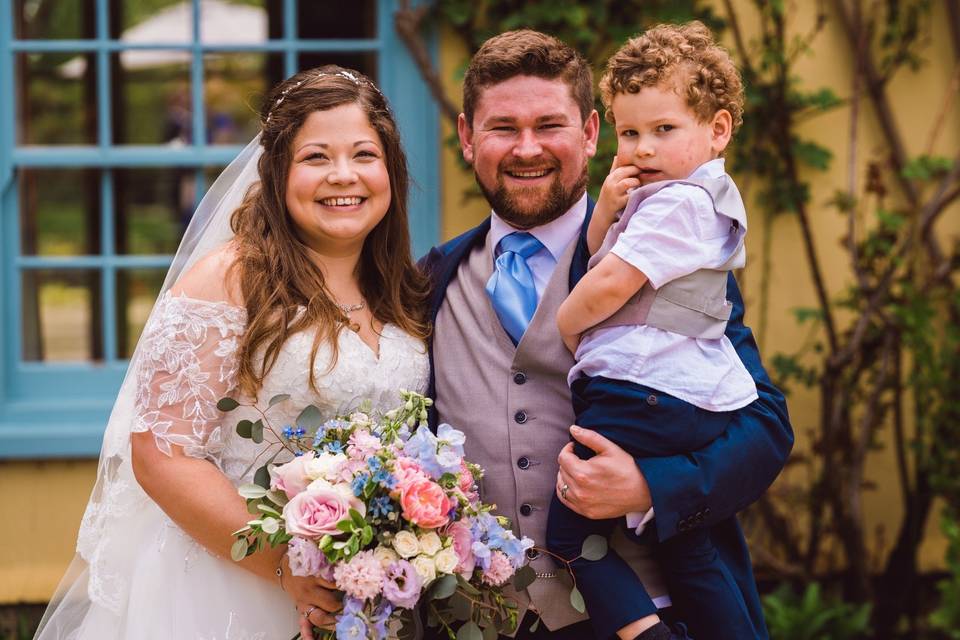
303, 605, 317, 619
560, 483, 569, 499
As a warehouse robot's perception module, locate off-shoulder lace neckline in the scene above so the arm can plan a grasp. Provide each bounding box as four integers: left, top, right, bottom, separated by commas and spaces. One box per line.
160, 290, 247, 314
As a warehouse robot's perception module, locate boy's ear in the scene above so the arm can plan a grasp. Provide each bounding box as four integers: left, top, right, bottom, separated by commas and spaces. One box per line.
711, 109, 733, 155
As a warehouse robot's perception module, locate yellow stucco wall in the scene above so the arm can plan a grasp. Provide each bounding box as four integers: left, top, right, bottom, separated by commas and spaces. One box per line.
2, 0, 956, 607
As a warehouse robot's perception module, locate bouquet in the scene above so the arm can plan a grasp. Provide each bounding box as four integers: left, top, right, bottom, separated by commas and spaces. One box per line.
220, 390, 537, 640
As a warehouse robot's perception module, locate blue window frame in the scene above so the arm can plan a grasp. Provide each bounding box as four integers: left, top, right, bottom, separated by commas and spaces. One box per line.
0, 0, 438, 458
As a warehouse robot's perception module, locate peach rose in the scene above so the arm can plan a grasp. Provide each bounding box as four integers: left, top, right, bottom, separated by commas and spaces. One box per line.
445, 520, 476, 577
399, 479, 452, 529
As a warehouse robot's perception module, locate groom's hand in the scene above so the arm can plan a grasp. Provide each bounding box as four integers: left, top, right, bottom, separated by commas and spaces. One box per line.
556, 425, 652, 519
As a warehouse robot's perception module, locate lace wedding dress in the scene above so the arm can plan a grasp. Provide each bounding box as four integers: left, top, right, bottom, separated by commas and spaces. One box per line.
36, 292, 429, 640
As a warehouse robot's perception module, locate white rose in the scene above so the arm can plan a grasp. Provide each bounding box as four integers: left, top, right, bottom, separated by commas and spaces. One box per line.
433, 547, 459, 574
418, 531, 442, 556
412, 555, 437, 583
373, 545, 400, 568
303, 452, 347, 481
392, 531, 420, 558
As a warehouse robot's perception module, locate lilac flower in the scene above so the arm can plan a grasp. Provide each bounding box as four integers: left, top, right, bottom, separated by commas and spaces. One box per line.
381, 559, 422, 609
287, 536, 333, 580
335, 612, 368, 640
402, 425, 463, 479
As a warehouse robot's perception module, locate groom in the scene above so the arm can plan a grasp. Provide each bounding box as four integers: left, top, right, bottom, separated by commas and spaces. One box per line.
420, 30, 792, 640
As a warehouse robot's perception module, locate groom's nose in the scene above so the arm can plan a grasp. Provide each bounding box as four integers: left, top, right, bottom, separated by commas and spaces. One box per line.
512, 128, 543, 159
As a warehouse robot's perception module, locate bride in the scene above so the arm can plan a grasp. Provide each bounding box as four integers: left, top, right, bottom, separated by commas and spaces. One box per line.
34, 66, 431, 640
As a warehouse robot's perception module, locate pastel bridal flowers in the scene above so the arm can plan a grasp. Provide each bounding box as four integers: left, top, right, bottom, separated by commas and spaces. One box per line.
222, 390, 536, 640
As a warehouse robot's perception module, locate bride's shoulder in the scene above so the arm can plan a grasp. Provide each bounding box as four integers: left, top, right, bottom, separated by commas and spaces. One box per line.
168, 243, 244, 307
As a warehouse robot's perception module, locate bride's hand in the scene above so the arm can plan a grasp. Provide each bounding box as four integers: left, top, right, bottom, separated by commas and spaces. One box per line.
280, 555, 341, 638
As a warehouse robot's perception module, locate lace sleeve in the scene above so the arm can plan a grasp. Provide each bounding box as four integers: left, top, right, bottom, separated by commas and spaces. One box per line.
132, 292, 247, 462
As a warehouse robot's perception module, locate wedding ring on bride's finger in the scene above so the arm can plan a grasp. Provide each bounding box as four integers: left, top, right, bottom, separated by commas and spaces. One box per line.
303, 605, 317, 620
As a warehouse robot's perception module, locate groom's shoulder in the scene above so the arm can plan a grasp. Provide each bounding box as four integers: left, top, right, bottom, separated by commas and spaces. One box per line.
417, 219, 490, 279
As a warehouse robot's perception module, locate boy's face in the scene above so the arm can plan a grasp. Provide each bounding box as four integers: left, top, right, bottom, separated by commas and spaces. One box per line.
610, 82, 732, 186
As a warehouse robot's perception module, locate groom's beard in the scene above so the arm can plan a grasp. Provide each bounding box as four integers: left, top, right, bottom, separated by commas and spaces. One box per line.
476, 162, 588, 230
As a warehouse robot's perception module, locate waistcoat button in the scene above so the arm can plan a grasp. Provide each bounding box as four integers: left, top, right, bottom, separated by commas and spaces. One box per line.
513, 372, 527, 385
517, 456, 530, 470
520, 503, 533, 516
514, 410, 527, 424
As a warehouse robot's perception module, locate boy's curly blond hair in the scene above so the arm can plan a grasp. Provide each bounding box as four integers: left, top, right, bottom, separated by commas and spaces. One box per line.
599, 21, 744, 132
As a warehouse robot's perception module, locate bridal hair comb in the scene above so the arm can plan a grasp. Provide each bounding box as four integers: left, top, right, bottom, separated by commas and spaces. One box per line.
265, 69, 382, 123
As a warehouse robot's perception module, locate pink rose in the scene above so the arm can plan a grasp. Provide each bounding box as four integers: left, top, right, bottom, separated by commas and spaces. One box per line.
400, 478, 452, 529
270, 452, 315, 499
445, 520, 476, 578
282, 484, 364, 538
392, 457, 429, 495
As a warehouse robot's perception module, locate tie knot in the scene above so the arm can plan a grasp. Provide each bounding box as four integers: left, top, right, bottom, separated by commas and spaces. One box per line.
498, 232, 544, 260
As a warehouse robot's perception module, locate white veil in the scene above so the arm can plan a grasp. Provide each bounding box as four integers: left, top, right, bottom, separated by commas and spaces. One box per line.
33, 135, 264, 639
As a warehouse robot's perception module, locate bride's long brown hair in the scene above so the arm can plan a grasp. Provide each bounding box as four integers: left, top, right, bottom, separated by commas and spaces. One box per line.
229, 66, 430, 396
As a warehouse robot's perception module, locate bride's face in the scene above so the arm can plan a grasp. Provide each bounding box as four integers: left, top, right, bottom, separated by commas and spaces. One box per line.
285, 103, 391, 256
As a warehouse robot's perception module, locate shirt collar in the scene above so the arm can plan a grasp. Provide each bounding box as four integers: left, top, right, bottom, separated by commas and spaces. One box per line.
489, 193, 588, 260
689, 158, 726, 179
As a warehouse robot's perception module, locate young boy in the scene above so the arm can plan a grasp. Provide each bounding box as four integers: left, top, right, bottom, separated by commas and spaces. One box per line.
547, 22, 763, 640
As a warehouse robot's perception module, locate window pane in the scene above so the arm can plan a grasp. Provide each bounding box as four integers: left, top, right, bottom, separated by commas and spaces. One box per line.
22, 270, 103, 362
14, 0, 95, 39
298, 53, 377, 83
17, 52, 98, 144
299, 0, 375, 39
115, 169, 190, 255
116, 269, 166, 358
205, 52, 282, 144
19, 169, 101, 257
115, 0, 191, 42
112, 53, 190, 145
201, 0, 273, 45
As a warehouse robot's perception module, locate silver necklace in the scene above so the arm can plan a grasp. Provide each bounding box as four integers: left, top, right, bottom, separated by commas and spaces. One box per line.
336, 300, 366, 315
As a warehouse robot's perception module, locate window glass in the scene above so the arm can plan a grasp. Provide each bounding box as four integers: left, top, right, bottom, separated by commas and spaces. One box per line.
201, 0, 274, 44
17, 52, 99, 145
116, 269, 167, 358
14, 0, 95, 40
299, 0, 375, 39
204, 52, 282, 144
115, 0, 192, 42
298, 52, 377, 82
115, 169, 190, 255
19, 169, 101, 257
22, 270, 103, 362
112, 53, 191, 145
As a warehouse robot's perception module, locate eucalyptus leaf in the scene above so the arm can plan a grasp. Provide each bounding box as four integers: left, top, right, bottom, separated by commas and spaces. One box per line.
269, 393, 291, 407
430, 574, 458, 600
236, 419, 253, 438
251, 419, 264, 444
512, 565, 536, 591
450, 592, 472, 621
569, 587, 585, 613
456, 621, 483, 640
230, 537, 249, 562
482, 625, 498, 640
217, 397, 239, 411
266, 489, 289, 506
253, 464, 271, 489
456, 574, 482, 595
580, 534, 608, 561
238, 483, 268, 499
257, 503, 282, 517
297, 404, 323, 429
528, 617, 540, 633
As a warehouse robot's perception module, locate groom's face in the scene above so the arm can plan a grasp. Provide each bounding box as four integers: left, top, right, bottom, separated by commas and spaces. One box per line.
458, 75, 599, 230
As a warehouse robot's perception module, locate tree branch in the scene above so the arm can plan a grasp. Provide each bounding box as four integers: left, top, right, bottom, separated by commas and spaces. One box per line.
722, 0, 755, 78
394, 1, 461, 128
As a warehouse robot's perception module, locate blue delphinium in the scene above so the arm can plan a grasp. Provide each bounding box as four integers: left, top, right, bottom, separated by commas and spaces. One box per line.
402, 424, 465, 479
369, 495, 393, 518
335, 611, 367, 639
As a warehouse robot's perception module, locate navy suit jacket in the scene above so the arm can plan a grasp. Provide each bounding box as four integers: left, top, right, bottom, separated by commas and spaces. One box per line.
419, 199, 793, 637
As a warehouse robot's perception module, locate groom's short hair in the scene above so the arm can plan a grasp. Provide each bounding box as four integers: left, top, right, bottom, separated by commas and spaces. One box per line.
462, 30, 594, 126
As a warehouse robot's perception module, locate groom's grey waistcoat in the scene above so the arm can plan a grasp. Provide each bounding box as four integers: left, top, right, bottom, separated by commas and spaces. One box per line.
433, 229, 667, 632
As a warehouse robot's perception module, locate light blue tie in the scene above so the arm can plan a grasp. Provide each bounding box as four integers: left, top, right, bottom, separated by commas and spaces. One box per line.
486, 232, 545, 344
